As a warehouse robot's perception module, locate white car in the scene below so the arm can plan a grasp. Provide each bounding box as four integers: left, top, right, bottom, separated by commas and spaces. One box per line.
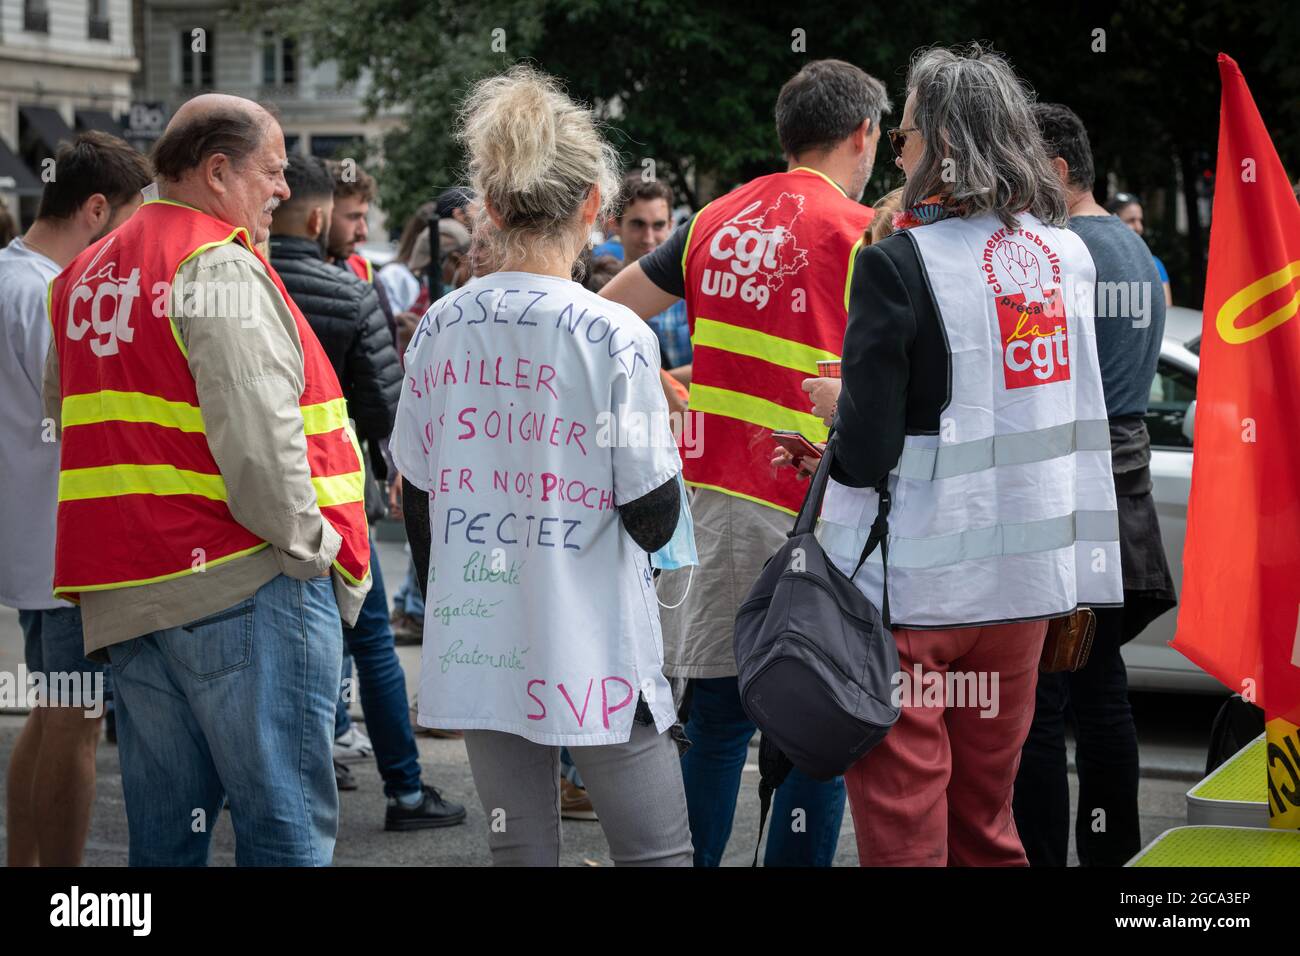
1122, 305, 1224, 693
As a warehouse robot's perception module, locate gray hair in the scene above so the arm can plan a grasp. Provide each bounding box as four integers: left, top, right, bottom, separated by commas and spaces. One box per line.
458, 66, 621, 269
902, 44, 1067, 230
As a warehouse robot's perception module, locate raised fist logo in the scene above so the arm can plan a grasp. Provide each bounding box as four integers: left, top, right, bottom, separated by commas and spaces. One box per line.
995, 240, 1044, 303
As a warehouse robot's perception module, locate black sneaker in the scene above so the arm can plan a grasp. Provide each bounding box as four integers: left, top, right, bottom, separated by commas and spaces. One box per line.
335, 759, 358, 792
385, 785, 467, 831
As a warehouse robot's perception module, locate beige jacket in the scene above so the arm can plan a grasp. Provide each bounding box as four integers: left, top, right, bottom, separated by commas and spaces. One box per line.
44, 239, 369, 656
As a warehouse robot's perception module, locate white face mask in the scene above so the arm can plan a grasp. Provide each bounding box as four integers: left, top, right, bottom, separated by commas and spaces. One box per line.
651, 473, 699, 609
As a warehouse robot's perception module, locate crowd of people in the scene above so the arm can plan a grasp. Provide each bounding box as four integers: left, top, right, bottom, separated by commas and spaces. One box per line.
1, 41, 1182, 867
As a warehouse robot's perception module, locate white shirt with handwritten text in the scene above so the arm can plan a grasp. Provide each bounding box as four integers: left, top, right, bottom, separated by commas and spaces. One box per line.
391, 271, 681, 745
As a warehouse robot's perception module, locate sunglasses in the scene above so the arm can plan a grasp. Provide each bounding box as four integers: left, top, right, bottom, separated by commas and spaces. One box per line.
887, 127, 919, 158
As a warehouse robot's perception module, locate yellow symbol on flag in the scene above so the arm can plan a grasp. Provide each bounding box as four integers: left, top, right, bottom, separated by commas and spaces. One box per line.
1217, 260, 1300, 344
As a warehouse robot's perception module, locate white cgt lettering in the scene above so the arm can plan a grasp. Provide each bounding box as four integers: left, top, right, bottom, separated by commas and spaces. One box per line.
1004, 328, 1068, 379
708, 224, 783, 277
67, 269, 143, 357
66, 285, 93, 340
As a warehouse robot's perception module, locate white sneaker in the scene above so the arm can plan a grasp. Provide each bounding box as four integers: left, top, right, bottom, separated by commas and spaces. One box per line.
334, 725, 374, 762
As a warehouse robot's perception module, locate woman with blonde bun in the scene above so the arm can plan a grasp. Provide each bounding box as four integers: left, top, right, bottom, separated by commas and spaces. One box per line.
390, 66, 693, 866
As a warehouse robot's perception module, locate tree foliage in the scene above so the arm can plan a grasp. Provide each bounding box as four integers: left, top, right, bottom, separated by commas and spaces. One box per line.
242, 0, 1299, 306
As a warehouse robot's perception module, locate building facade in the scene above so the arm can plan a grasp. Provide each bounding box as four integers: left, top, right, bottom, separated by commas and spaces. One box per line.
0, 0, 138, 225
0, 0, 398, 235
136, 0, 399, 235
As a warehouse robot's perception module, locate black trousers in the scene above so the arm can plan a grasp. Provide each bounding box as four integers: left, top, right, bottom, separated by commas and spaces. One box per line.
1013, 607, 1141, 866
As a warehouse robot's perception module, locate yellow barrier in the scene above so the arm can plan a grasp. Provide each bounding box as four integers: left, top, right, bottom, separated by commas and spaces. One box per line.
1186, 734, 1269, 828
1127, 826, 1300, 866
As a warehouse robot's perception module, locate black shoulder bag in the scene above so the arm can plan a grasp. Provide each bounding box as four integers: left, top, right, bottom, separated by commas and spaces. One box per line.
733, 433, 900, 865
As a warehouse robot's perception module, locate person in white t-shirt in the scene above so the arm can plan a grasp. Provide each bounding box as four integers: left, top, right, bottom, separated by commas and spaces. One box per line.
1, 131, 152, 866
391, 65, 693, 866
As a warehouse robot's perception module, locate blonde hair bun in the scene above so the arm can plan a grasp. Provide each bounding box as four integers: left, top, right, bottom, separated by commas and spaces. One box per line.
458, 65, 620, 264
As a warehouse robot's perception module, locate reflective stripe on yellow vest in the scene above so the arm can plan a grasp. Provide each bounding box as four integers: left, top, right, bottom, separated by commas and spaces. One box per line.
680, 167, 874, 513
48, 200, 370, 598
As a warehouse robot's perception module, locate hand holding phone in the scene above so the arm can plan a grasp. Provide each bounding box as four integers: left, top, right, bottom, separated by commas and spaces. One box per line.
771, 431, 824, 479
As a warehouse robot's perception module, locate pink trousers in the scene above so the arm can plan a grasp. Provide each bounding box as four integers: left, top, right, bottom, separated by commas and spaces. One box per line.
845, 620, 1048, 866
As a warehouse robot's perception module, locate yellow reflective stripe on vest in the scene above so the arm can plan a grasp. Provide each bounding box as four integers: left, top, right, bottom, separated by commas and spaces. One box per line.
844, 237, 863, 312
307, 402, 367, 507
168, 216, 255, 362
58, 464, 227, 502
331, 557, 370, 587
680, 201, 713, 274
301, 398, 349, 436
789, 166, 847, 196
60, 393, 351, 439
312, 470, 365, 508
59, 460, 362, 510
62, 390, 206, 433
689, 383, 829, 440
692, 317, 838, 374
53, 542, 270, 596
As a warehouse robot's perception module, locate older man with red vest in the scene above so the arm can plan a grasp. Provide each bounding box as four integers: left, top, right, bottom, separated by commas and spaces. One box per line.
601, 59, 890, 867
44, 94, 370, 866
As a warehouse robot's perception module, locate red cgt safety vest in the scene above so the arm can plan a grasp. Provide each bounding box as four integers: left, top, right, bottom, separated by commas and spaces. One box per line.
682, 167, 874, 514
48, 199, 370, 600
345, 253, 373, 283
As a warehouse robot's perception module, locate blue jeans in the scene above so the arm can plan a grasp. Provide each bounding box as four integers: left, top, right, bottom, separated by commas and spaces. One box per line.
335, 655, 354, 738
107, 574, 342, 866
336, 536, 422, 796
20, 604, 111, 707
560, 747, 585, 788
391, 556, 425, 618
681, 676, 845, 867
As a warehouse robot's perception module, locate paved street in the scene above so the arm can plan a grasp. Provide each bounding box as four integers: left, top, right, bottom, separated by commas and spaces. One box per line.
0, 525, 1221, 867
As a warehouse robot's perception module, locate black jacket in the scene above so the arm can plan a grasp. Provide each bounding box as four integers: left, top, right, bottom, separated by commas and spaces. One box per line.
832, 231, 949, 489
269, 235, 401, 443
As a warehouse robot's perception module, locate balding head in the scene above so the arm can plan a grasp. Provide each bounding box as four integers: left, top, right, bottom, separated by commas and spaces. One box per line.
153, 95, 277, 182
151, 93, 289, 244
168, 93, 271, 129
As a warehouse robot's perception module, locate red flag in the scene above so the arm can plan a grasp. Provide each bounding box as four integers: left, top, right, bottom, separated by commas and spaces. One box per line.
1172, 54, 1300, 827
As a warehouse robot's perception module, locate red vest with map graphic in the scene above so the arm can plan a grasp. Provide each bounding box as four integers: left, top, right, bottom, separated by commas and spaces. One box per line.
681, 167, 873, 513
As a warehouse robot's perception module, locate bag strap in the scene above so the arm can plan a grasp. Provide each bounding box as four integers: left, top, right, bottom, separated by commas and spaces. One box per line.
789, 432, 841, 537
753, 778, 774, 868
787, 432, 892, 628
751, 735, 793, 867
851, 482, 891, 628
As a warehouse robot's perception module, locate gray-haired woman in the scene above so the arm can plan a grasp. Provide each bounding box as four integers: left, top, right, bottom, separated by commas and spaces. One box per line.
803, 44, 1122, 865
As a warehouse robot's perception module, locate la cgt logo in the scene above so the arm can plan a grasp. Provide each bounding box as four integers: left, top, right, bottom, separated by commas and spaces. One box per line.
64, 236, 143, 358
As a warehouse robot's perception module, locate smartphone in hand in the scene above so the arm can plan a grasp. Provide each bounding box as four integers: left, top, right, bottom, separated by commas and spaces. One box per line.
772, 430, 824, 463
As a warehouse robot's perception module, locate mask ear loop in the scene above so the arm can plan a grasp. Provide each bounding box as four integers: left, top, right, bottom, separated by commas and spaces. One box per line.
656, 564, 695, 610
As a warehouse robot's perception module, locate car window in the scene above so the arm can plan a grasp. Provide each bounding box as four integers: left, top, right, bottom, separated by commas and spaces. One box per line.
1145, 360, 1197, 448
